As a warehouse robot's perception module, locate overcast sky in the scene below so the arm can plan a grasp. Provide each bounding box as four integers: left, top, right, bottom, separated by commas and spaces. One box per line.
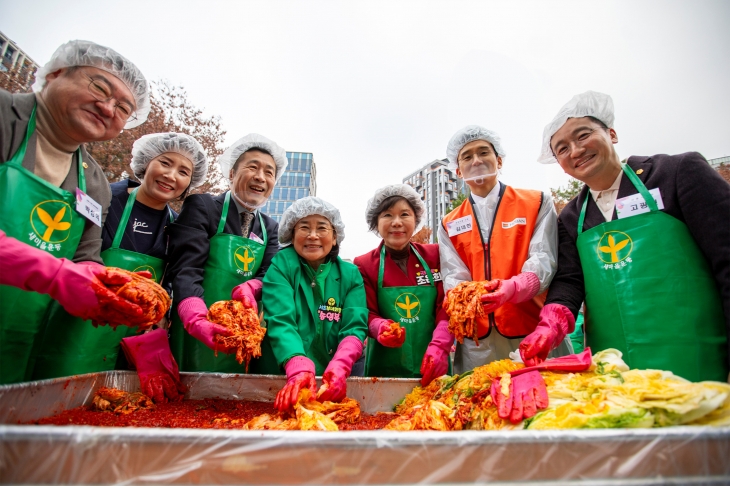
4, 0, 729, 259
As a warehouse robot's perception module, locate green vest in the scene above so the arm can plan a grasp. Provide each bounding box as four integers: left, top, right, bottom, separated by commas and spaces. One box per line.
578, 163, 727, 382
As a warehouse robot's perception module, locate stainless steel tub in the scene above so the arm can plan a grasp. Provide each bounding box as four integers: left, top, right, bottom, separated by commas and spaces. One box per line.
1, 371, 729, 485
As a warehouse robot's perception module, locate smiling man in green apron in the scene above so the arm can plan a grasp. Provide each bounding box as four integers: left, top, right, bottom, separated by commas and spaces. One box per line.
523, 90, 730, 383
0, 40, 151, 384
166, 133, 286, 372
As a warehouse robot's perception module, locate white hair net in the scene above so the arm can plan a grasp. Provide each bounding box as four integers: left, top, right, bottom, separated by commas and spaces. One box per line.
218, 133, 288, 183
365, 184, 426, 236
278, 197, 345, 247
130, 133, 209, 189
538, 91, 615, 164
446, 125, 506, 169
32, 40, 150, 129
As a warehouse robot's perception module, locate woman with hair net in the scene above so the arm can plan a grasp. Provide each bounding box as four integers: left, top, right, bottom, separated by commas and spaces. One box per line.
0, 39, 150, 384
439, 125, 568, 422
251, 197, 368, 411
353, 185, 453, 385
31, 133, 207, 402
166, 134, 285, 373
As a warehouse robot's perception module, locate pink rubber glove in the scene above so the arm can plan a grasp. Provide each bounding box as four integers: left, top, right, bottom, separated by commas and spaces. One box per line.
275, 356, 316, 412
121, 328, 186, 403
480, 272, 540, 314
420, 318, 454, 386
0, 230, 143, 322
231, 279, 263, 312
491, 370, 549, 423
369, 317, 406, 348
177, 297, 235, 352
519, 303, 576, 367
317, 336, 364, 402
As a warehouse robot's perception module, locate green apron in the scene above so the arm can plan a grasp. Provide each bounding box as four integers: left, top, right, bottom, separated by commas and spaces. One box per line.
578, 163, 727, 382
365, 245, 438, 378
31, 187, 173, 379
0, 106, 86, 384
171, 191, 266, 372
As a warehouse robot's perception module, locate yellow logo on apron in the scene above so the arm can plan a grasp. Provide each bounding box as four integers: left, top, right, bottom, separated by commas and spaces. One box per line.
133, 264, 158, 282
596, 231, 633, 263
395, 292, 421, 323
234, 245, 257, 275
29, 200, 73, 251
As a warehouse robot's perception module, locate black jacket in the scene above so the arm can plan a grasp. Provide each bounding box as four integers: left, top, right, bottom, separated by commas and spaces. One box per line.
546, 152, 730, 362
165, 192, 280, 303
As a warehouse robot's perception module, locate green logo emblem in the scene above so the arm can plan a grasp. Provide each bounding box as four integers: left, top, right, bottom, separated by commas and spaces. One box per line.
395, 293, 421, 319
234, 246, 256, 272
31, 200, 73, 243
597, 231, 633, 263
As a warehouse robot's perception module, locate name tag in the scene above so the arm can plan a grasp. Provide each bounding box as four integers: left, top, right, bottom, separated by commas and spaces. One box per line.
446, 216, 473, 237
502, 217, 527, 229
249, 232, 264, 244
615, 188, 664, 219
75, 188, 102, 227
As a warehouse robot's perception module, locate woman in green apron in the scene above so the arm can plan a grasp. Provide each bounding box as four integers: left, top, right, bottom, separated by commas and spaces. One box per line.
253, 197, 368, 412
0, 105, 144, 384
167, 134, 286, 373
31, 133, 208, 398
354, 185, 453, 386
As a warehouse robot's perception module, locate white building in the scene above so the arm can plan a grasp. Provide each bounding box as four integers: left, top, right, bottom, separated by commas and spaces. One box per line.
403, 159, 467, 243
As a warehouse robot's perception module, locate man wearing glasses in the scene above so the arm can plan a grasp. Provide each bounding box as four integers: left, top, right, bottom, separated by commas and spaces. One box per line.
523, 90, 730, 383
0, 40, 150, 383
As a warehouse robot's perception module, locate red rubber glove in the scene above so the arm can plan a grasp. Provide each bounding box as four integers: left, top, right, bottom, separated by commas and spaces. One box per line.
231, 279, 263, 312
419, 318, 454, 386
369, 317, 406, 348
480, 272, 540, 314
317, 336, 364, 402
490, 370, 549, 423
121, 328, 186, 403
177, 297, 235, 352
275, 356, 316, 412
519, 303, 575, 367
0, 230, 143, 322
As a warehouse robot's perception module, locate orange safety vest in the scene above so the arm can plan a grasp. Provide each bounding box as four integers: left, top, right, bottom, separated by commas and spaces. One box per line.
442, 185, 546, 339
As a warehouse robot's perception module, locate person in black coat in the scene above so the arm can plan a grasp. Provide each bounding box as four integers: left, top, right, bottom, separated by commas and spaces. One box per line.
519, 90, 730, 383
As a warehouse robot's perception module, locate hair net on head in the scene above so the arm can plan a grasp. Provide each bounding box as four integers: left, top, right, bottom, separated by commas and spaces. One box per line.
130, 133, 209, 189
365, 184, 426, 236
218, 133, 288, 183
278, 197, 345, 247
32, 40, 150, 129
538, 90, 615, 165
446, 125, 506, 170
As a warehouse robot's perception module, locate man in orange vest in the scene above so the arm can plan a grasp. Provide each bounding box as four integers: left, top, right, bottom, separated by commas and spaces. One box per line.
438, 126, 570, 375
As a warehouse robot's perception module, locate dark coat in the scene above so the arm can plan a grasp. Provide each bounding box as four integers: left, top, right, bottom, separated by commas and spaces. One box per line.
546, 152, 730, 362
0, 90, 112, 264
165, 192, 280, 303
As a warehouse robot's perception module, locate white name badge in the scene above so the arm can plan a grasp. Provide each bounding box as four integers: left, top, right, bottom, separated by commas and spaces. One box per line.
615, 188, 665, 219
502, 217, 527, 229
249, 232, 264, 244
446, 215, 473, 237
75, 188, 102, 227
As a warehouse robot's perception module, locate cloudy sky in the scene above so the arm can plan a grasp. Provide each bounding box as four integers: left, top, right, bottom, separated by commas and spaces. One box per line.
4, 0, 729, 259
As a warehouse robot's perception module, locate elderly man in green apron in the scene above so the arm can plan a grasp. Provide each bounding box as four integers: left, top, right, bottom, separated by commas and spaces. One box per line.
521, 90, 730, 383
166, 134, 286, 372
0, 40, 151, 384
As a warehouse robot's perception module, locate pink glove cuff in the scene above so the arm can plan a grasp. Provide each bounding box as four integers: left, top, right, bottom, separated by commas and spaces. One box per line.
231, 278, 263, 303
336, 335, 365, 360
368, 317, 391, 339
430, 319, 454, 353
542, 303, 576, 346
177, 297, 208, 328
284, 356, 316, 379
509, 272, 541, 303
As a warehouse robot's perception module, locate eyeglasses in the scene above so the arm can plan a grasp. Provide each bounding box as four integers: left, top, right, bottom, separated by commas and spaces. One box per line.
295, 225, 333, 237
84, 75, 137, 122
